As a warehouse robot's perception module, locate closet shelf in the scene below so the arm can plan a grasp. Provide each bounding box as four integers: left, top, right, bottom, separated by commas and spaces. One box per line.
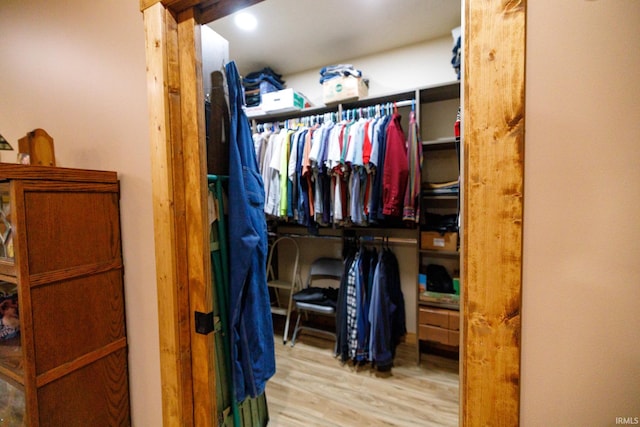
421, 181, 459, 199
418, 81, 460, 103
276, 232, 342, 242
418, 249, 459, 257
419, 292, 460, 311
340, 89, 416, 109
248, 103, 338, 123
421, 192, 459, 200
419, 299, 460, 312
422, 136, 457, 150
250, 81, 460, 125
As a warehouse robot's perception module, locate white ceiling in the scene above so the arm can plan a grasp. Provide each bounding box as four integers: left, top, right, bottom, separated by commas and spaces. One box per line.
207, 0, 461, 77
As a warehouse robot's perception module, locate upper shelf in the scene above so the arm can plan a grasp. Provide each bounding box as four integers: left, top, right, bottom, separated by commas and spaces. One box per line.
248, 80, 460, 123
418, 81, 460, 103
422, 136, 458, 150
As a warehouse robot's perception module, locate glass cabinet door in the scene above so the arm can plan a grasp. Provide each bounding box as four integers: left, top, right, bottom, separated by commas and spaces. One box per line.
0, 182, 22, 425
0, 183, 13, 261
0, 282, 23, 426
0, 376, 25, 426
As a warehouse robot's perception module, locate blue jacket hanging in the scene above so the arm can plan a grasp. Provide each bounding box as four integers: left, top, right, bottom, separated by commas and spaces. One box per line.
226, 60, 276, 402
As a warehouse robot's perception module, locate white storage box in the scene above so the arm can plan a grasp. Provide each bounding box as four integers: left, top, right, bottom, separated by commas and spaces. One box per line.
261, 89, 305, 113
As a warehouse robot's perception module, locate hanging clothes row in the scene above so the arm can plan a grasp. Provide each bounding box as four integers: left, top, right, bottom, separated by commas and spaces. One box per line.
335, 241, 406, 371
252, 101, 422, 230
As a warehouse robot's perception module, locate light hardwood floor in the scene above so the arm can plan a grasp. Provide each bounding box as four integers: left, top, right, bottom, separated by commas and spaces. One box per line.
266, 326, 459, 426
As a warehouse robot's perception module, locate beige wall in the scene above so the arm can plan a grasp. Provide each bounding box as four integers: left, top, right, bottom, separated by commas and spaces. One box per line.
522, 1, 640, 425
284, 35, 458, 106
0, 1, 161, 426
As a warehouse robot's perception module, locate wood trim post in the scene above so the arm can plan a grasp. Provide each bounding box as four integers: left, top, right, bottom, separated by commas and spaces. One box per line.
462, 1, 525, 425
143, 3, 195, 426
142, 2, 264, 425
177, 8, 217, 427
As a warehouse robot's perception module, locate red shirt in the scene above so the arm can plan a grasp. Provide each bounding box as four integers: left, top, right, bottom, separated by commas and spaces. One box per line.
382, 113, 408, 216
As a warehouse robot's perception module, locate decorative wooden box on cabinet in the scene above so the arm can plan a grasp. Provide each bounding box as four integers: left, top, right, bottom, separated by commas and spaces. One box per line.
0, 163, 129, 426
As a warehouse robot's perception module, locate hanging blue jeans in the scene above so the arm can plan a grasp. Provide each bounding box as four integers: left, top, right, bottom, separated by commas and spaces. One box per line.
226, 60, 275, 403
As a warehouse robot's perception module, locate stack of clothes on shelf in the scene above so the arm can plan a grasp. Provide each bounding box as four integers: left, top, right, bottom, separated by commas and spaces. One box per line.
243, 67, 286, 107
319, 64, 362, 84
422, 180, 459, 196
451, 27, 461, 80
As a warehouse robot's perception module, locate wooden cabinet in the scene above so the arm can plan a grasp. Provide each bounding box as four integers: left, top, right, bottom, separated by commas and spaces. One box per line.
0, 163, 129, 426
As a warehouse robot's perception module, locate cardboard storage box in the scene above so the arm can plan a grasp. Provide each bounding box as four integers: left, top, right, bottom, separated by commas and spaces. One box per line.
261, 88, 305, 113
322, 76, 368, 104
420, 231, 457, 251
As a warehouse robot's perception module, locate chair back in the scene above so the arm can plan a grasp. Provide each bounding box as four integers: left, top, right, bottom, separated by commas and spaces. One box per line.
267, 236, 300, 284
307, 257, 343, 287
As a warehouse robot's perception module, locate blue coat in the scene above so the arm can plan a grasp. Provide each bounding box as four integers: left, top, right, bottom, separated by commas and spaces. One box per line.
226, 61, 275, 402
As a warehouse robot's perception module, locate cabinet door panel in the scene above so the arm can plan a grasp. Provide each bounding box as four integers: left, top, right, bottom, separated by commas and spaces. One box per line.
31, 270, 125, 375
19, 182, 121, 276
37, 348, 129, 427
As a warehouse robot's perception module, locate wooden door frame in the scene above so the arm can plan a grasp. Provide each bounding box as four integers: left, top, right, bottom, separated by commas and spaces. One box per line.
141, 1, 525, 425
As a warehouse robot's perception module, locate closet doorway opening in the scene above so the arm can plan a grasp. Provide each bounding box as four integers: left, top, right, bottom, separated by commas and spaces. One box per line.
206, 1, 461, 425
140, 0, 525, 425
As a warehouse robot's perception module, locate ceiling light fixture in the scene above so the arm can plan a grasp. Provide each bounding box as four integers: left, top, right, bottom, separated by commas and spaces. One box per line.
234, 12, 257, 31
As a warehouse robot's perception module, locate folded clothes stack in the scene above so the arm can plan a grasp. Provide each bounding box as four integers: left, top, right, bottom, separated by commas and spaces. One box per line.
319, 64, 362, 84
242, 67, 286, 107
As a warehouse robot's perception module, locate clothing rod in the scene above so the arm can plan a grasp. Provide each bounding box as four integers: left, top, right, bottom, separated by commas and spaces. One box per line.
252, 98, 416, 127
393, 99, 414, 108
357, 236, 417, 246
276, 232, 343, 241
274, 232, 416, 246
341, 98, 414, 112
